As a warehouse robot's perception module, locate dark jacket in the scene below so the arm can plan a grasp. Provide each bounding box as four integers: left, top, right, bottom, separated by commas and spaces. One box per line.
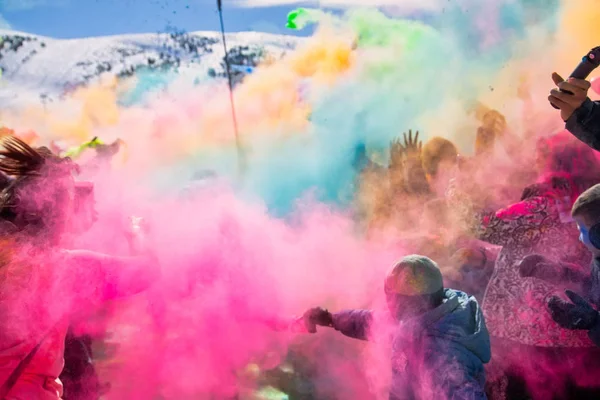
585, 257, 600, 346
566, 99, 600, 150
60, 330, 102, 400
332, 290, 490, 400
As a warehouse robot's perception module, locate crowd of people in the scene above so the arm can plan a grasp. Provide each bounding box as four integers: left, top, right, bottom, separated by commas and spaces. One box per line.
299, 74, 600, 399
0, 60, 599, 400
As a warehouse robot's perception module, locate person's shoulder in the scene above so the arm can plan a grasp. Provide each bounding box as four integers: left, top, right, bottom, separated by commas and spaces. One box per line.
440, 289, 483, 324
445, 288, 475, 303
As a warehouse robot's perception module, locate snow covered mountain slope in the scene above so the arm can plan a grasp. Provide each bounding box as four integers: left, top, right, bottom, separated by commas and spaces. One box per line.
0, 29, 301, 109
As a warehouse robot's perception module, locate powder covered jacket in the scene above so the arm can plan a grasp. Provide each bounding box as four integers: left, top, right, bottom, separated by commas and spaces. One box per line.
332, 289, 491, 400
479, 181, 595, 347
566, 99, 600, 151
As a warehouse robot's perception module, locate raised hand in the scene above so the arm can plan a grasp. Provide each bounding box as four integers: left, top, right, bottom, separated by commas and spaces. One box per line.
389, 130, 422, 163
388, 130, 428, 195
549, 73, 591, 121
402, 129, 422, 158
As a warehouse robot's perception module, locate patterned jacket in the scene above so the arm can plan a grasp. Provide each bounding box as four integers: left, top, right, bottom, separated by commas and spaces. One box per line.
480, 179, 594, 347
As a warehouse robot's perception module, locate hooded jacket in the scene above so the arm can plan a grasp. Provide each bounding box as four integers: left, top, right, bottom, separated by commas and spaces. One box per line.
332, 289, 490, 400
566, 99, 600, 151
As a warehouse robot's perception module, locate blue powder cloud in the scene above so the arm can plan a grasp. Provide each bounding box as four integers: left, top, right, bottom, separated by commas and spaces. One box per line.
153, 2, 563, 216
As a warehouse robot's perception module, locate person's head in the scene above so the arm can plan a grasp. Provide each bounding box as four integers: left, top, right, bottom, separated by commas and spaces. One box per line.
481, 110, 506, 132
0, 135, 82, 245
571, 184, 600, 256
384, 255, 445, 320
421, 137, 459, 194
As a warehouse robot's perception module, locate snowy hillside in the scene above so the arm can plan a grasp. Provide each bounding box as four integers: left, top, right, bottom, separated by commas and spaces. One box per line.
0, 29, 301, 109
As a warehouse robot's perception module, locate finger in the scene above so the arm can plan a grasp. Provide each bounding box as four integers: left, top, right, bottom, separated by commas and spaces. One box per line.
567, 78, 591, 91
552, 72, 565, 86
408, 130, 413, 145
558, 81, 585, 95
414, 130, 419, 144
403, 132, 408, 146
548, 93, 572, 108
550, 88, 577, 103
566, 290, 591, 308
548, 95, 569, 109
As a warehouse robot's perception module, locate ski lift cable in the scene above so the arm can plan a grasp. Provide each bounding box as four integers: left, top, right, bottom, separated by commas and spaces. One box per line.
216, 0, 245, 175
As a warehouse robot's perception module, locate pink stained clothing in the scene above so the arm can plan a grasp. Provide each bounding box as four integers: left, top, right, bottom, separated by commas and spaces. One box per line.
0, 247, 158, 399
2, 322, 68, 400
480, 190, 594, 348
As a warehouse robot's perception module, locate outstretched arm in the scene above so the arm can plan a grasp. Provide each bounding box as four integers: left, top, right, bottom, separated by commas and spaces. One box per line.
331, 310, 373, 341
64, 249, 160, 304
301, 307, 373, 340
519, 254, 590, 288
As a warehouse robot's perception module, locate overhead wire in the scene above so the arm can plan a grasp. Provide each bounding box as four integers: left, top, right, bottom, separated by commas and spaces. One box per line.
216, 0, 246, 176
